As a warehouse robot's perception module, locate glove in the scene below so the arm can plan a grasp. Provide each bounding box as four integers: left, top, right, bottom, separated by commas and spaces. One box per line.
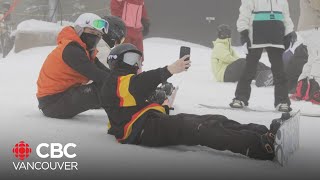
141, 18, 150, 36
160, 82, 174, 96
147, 89, 167, 105
284, 31, 297, 49
240, 30, 251, 48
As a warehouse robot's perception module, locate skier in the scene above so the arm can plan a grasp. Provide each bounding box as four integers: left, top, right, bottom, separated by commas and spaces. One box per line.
36, 13, 116, 119
110, 0, 150, 72
291, 57, 320, 105
230, 0, 296, 112
211, 24, 271, 84
102, 43, 286, 161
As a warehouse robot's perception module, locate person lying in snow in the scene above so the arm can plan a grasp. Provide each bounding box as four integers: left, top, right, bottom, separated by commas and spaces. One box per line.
211, 24, 271, 86
102, 43, 288, 161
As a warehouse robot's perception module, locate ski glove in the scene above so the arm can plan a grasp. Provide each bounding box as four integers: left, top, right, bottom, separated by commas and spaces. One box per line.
147, 89, 167, 105
141, 18, 150, 36
240, 30, 251, 48
160, 82, 174, 96
284, 31, 297, 49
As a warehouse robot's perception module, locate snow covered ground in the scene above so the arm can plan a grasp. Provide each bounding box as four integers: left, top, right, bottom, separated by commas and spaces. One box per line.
0, 37, 320, 179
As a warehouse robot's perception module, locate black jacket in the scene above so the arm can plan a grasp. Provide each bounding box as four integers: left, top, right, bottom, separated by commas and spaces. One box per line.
102, 66, 172, 144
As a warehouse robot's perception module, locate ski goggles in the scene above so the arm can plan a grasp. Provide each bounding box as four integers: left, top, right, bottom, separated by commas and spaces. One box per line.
92, 19, 109, 34
123, 52, 142, 68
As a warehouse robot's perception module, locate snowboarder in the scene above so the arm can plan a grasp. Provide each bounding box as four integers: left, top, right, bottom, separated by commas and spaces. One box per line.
230, 0, 296, 112
110, 0, 150, 72
36, 13, 124, 119
102, 43, 286, 161
211, 24, 271, 84
291, 57, 320, 105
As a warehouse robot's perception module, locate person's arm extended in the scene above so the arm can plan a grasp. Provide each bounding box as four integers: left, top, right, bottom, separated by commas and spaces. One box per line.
129, 56, 190, 104
95, 58, 111, 73
62, 42, 110, 83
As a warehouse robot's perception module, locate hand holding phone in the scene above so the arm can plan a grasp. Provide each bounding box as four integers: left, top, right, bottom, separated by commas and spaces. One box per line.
180, 46, 191, 69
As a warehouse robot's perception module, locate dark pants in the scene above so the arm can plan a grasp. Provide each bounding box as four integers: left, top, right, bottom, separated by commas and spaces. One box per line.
235, 47, 290, 106
224, 58, 270, 82
39, 83, 101, 119
140, 113, 274, 160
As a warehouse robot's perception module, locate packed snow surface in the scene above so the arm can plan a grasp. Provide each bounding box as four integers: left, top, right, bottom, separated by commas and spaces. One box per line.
0, 37, 319, 179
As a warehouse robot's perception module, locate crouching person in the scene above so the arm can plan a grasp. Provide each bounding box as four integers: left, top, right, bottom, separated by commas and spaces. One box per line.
36, 13, 112, 119
102, 43, 281, 160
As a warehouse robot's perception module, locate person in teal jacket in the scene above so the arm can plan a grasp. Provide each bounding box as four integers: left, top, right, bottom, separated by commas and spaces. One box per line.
211, 24, 270, 83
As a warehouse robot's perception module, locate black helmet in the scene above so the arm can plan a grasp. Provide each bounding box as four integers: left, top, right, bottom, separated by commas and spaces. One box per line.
102, 15, 127, 48
107, 43, 142, 73
217, 24, 231, 39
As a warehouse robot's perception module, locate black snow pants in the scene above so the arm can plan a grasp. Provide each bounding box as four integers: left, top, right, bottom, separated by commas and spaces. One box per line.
235, 47, 290, 107
224, 58, 270, 82
139, 113, 274, 160
38, 83, 101, 119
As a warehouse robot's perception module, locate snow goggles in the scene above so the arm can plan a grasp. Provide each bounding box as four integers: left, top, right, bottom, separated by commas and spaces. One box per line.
123, 52, 142, 68
92, 19, 109, 34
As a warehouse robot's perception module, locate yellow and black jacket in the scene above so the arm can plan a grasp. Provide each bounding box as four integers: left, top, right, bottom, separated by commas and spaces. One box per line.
102, 66, 172, 144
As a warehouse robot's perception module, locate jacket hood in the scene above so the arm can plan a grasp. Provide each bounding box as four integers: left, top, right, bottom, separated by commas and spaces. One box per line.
213, 38, 232, 46
57, 26, 87, 49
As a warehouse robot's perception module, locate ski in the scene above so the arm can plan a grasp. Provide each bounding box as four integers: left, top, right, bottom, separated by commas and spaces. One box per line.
274, 111, 300, 166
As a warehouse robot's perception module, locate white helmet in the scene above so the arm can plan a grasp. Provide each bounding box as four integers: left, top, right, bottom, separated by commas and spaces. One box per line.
74, 13, 108, 36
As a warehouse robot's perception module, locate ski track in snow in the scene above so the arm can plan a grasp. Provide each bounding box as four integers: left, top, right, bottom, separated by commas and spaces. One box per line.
0, 38, 320, 179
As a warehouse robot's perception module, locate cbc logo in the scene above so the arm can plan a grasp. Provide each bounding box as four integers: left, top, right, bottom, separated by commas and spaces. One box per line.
12, 141, 77, 160
12, 141, 32, 160
36, 143, 77, 159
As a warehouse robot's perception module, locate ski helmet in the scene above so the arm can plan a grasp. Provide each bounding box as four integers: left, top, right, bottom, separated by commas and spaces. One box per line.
107, 43, 142, 73
102, 15, 127, 48
217, 24, 231, 39
74, 13, 108, 36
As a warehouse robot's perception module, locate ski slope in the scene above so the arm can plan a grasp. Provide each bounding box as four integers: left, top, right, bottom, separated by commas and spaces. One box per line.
0, 38, 320, 179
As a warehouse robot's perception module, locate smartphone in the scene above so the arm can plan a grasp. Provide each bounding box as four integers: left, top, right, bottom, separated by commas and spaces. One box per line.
180, 46, 191, 60
180, 46, 191, 69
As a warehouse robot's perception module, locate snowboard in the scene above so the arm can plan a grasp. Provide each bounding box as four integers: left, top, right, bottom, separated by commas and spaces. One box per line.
198, 104, 320, 117
168, 86, 179, 108
274, 110, 300, 166
255, 70, 274, 87
198, 103, 281, 113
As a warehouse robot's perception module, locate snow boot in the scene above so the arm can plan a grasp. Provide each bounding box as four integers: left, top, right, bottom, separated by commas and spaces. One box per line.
275, 103, 292, 112
269, 113, 291, 135
229, 99, 246, 108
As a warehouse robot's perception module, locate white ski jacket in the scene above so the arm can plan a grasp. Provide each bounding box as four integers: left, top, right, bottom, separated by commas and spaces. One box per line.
237, 0, 294, 49
299, 58, 320, 85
